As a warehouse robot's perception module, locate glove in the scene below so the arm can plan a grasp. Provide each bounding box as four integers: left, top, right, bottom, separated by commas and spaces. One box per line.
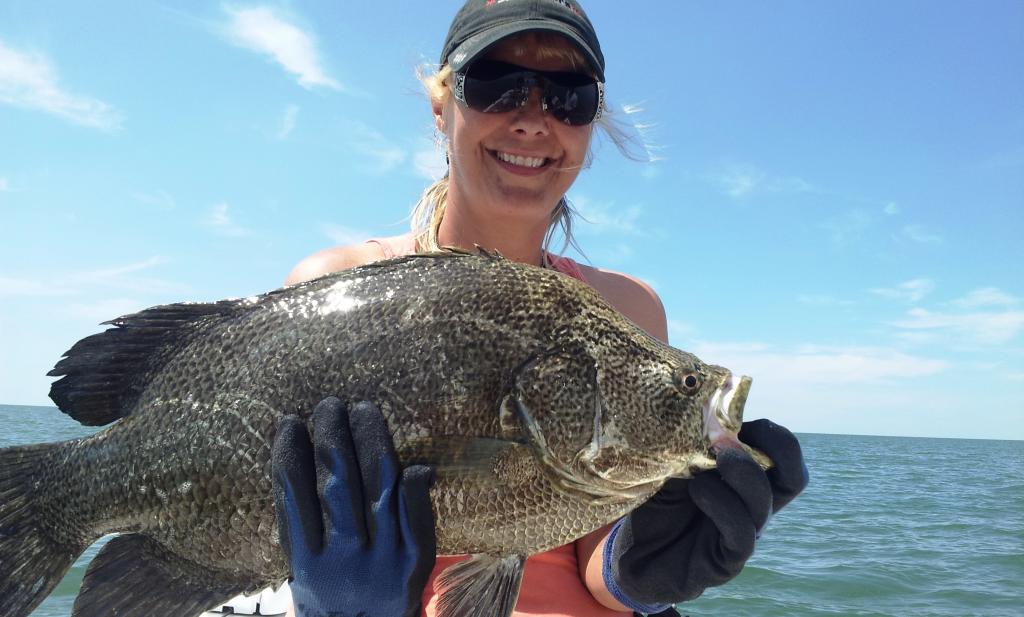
605, 419, 808, 613
272, 397, 437, 617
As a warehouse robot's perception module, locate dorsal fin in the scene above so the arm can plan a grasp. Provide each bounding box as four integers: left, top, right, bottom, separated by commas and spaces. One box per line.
47, 299, 241, 426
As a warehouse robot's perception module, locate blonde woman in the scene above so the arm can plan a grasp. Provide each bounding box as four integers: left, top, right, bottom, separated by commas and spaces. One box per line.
274, 2, 808, 616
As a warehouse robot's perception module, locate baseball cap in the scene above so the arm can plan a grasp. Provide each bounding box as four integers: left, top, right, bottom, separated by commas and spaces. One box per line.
440, 0, 605, 82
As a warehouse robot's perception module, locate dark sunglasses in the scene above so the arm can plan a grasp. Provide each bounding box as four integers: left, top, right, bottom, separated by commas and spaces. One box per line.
452, 59, 605, 126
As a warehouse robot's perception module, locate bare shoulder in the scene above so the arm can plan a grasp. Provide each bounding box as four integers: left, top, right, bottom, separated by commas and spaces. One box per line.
284, 243, 387, 286
577, 264, 668, 343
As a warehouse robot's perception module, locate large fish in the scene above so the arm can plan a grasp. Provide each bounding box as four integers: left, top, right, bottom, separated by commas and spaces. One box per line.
0, 250, 764, 617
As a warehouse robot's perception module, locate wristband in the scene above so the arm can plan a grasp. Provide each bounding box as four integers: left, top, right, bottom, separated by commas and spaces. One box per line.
602, 519, 672, 615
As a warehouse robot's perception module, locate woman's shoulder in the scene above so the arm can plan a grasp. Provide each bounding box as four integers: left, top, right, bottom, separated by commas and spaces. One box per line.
284, 242, 388, 286
576, 263, 668, 343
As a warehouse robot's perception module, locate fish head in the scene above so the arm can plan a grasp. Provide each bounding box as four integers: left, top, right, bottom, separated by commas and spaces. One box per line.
511, 340, 761, 503
570, 351, 759, 497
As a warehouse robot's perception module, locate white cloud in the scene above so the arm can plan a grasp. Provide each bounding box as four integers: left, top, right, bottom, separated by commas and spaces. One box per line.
346, 123, 406, 174
710, 163, 813, 198
0, 39, 120, 130
413, 146, 447, 181
693, 341, 948, 385
0, 177, 8, 191
797, 294, 855, 307
0, 275, 75, 297
571, 195, 646, 236
222, 6, 340, 90
132, 190, 176, 210
884, 201, 900, 216
949, 287, 1019, 309
277, 104, 299, 139
321, 223, 373, 246
73, 257, 189, 295
60, 297, 149, 323
821, 209, 871, 246
203, 202, 252, 237
892, 307, 1024, 346
667, 319, 697, 343
1, 258, 187, 298
870, 278, 935, 303
902, 224, 943, 244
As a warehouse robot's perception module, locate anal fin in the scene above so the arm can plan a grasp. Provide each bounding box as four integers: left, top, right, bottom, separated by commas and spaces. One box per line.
436, 553, 526, 617
72, 534, 250, 617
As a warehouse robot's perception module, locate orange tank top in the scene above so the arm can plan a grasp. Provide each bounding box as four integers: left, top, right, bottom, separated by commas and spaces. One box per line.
365, 234, 627, 617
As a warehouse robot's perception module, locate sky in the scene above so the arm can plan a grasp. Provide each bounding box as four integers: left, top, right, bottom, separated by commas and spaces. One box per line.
1, 1, 1022, 440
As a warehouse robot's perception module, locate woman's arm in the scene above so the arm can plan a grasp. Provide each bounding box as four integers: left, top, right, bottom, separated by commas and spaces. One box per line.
284, 243, 386, 286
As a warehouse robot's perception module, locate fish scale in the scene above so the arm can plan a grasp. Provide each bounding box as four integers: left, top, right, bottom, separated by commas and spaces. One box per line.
0, 250, 757, 617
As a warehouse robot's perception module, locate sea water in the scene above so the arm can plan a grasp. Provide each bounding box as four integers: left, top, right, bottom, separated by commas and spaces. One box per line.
2, 403, 1021, 617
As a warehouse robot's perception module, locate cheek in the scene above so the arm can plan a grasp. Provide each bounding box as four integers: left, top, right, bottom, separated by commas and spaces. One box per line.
561, 126, 593, 163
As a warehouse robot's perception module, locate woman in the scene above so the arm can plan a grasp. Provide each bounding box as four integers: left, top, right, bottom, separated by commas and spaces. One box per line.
273, 1, 808, 616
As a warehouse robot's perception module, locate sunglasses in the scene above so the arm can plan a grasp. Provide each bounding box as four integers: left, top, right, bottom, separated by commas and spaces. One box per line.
452, 60, 605, 126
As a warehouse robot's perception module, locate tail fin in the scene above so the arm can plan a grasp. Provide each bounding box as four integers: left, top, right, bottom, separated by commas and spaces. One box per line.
0, 443, 87, 617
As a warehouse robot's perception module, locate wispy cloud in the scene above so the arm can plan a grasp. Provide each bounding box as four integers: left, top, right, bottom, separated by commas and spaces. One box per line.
132, 190, 176, 210
821, 208, 871, 246
277, 104, 299, 139
710, 163, 813, 198
222, 5, 340, 90
0, 177, 8, 192
667, 319, 697, 343
203, 202, 252, 237
0, 275, 75, 297
413, 144, 447, 181
1, 258, 188, 298
901, 224, 943, 245
884, 201, 901, 215
60, 297, 150, 323
321, 223, 373, 246
71, 257, 189, 295
870, 278, 935, 303
571, 195, 646, 236
949, 287, 1019, 309
797, 294, 855, 307
0, 39, 121, 129
892, 307, 1024, 346
346, 122, 406, 174
694, 341, 948, 385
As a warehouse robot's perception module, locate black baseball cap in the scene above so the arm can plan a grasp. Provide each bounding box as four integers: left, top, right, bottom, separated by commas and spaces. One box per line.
440, 0, 605, 82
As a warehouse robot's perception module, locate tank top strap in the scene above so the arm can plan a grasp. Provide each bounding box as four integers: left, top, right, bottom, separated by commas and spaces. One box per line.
365, 233, 418, 259
545, 253, 589, 284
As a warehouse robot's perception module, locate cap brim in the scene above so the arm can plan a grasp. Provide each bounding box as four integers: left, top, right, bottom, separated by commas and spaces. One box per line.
447, 21, 604, 82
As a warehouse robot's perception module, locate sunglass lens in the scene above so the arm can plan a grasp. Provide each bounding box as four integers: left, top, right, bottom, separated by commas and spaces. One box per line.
544, 82, 599, 126
462, 61, 599, 125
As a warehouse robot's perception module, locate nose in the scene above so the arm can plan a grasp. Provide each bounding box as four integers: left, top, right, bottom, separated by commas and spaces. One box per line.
509, 88, 550, 136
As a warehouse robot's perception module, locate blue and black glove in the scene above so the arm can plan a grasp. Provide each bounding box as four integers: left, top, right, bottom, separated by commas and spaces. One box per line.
272, 397, 436, 617
604, 419, 809, 615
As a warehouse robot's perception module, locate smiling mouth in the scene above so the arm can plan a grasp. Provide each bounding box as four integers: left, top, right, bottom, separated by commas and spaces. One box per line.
491, 149, 554, 169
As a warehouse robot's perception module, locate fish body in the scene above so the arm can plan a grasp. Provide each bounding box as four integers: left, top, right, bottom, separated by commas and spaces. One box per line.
0, 251, 756, 617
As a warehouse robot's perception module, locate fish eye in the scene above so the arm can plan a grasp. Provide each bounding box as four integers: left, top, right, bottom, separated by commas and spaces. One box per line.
674, 372, 701, 393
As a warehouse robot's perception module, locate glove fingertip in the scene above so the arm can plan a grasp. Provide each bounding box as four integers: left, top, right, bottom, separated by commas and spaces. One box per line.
398, 465, 437, 551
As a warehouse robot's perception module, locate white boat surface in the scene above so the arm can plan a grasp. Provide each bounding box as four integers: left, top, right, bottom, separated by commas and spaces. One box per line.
200, 584, 290, 616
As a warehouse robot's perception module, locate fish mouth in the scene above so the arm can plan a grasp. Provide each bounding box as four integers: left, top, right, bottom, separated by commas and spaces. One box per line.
701, 372, 773, 470
703, 371, 751, 442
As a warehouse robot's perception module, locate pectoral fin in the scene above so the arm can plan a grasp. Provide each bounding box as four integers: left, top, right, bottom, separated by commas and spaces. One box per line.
72, 534, 251, 617
435, 553, 527, 617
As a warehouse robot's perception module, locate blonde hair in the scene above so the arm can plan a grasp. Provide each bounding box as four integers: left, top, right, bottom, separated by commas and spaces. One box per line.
411, 33, 651, 257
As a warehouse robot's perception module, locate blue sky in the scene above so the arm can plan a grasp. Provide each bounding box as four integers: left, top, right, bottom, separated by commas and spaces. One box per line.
1, 1, 1021, 440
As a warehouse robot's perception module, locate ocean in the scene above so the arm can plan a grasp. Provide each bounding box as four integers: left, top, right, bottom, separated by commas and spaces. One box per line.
2, 403, 1021, 617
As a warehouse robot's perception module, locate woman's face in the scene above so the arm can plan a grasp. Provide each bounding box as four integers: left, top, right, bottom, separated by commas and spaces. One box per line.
437, 34, 594, 230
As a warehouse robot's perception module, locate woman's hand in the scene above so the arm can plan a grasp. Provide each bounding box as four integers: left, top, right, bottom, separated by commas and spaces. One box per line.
604, 419, 809, 613
272, 397, 436, 617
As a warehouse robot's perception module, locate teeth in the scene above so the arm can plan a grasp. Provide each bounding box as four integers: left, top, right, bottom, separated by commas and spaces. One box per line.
496, 151, 546, 168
